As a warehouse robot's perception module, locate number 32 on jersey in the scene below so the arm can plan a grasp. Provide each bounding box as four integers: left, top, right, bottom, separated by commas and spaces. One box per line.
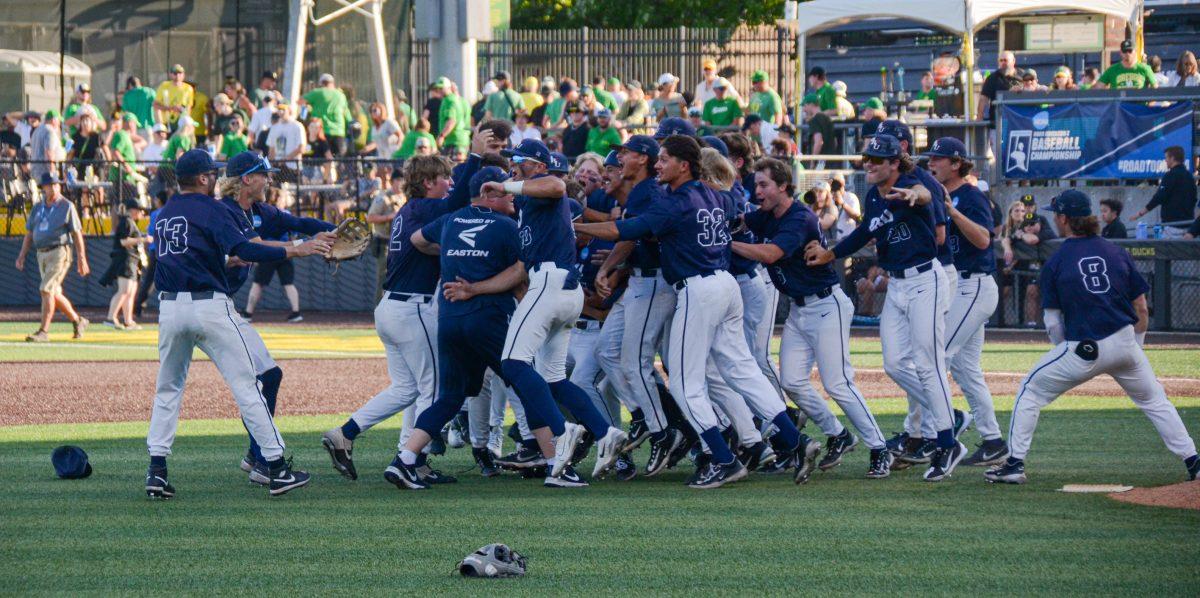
696, 208, 730, 247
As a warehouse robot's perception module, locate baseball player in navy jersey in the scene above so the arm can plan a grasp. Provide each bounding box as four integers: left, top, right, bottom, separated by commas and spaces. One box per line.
925, 137, 1008, 466
732, 158, 890, 478
481, 139, 627, 480
576, 135, 818, 489
987, 190, 1199, 484
145, 150, 329, 498
806, 135, 967, 482
215, 152, 337, 485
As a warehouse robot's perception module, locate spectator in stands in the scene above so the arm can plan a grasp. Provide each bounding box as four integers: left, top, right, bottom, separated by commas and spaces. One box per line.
100, 199, 147, 330
978, 51, 1021, 122
1000, 199, 1052, 328
1094, 40, 1158, 89
1148, 55, 1170, 87
830, 172, 861, 241
222, 77, 259, 120
366, 168, 406, 301
858, 98, 885, 144
122, 77, 157, 138
29, 110, 63, 183
519, 76, 543, 114
1079, 67, 1102, 89
687, 107, 705, 134
916, 71, 937, 101
16, 111, 39, 148
586, 109, 621, 156
64, 83, 106, 138
15, 173, 90, 342
651, 73, 687, 120
134, 190, 166, 318
108, 114, 144, 200
253, 70, 281, 108
561, 102, 590, 160
436, 80, 471, 157
161, 116, 196, 173
1012, 68, 1048, 93
1050, 66, 1078, 90
544, 80, 579, 129
393, 89, 416, 135
0, 114, 22, 153
483, 71, 523, 122
702, 78, 742, 131
1166, 51, 1200, 87
748, 70, 784, 126
509, 111, 542, 146
186, 80, 211, 144
1131, 145, 1197, 236
362, 101, 402, 160
423, 78, 446, 137
393, 117, 436, 160
67, 112, 106, 168
591, 77, 619, 112
210, 93, 245, 141
217, 114, 249, 160
300, 73, 354, 155
802, 94, 835, 161
267, 104, 305, 173
694, 59, 720, 107
608, 77, 627, 107
248, 94, 277, 149
804, 181, 839, 238
414, 136, 435, 156
615, 81, 650, 129
741, 114, 764, 152
1100, 198, 1128, 239
807, 66, 837, 115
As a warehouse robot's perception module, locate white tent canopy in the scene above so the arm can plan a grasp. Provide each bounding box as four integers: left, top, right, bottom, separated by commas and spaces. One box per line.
791, 0, 1142, 35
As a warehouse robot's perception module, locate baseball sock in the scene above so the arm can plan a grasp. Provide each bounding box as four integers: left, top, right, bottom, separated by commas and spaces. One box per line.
149, 456, 167, 469
265, 457, 286, 470
1186, 454, 1198, 468
548, 380, 610, 436
770, 412, 801, 452
936, 428, 955, 448
630, 408, 645, 423
399, 450, 418, 465
341, 419, 362, 441
521, 438, 540, 452
699, 427, 736, 465
246, 367, 284, 464
500, 359, 566, 436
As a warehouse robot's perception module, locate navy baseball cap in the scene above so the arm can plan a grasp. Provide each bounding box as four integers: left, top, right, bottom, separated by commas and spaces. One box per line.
876, 120, 912, 147
175, 149, 225, 178
1046, 189, 1092, 217
548, 152, 570, 174
469, 166, 509, 199
615, 134, 659, 158
603, 150, 621, 168
861, 119, 882, 139
654, 117, 696, 139
701, 135, 729, 157
39, 172, 62, 186
925, 137, 967, 158
863, 134, 903, 159
502, 139, 552, 165
52, 445, 92, 479
225, 151, 278, 177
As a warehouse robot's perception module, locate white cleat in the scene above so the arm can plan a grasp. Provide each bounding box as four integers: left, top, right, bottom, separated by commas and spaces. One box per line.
552, 422, 585, 478
592, 427, 629, 478
487, 425, 505, 458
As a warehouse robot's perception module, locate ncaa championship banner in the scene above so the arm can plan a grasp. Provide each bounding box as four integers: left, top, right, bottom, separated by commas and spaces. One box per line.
1000, 100, 1194, 179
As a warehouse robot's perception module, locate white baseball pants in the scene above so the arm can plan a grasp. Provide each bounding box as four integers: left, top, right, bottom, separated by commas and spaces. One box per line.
568, 322, 622, 425
738, 270, 785, 400
616, 271, 675, 432
503, 264, 583, 383
945, 273, 1001, 440
881, 265, 954, 434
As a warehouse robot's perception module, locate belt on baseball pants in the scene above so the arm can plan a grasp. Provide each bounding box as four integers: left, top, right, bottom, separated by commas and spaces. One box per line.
793, 286, 834, 307
734, 270, 758, 282
672, 271, 717, 291
960, 271, 992, 280
387, 291, 432, 303
887, 261, 934, 279
159, 291, 222, 301
631, 267, 659, 277
574, 318, 603, 331
529, 261, 560, 274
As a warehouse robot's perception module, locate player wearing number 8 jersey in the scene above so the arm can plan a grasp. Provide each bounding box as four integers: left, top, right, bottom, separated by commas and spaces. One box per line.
987, 190, 1199, 484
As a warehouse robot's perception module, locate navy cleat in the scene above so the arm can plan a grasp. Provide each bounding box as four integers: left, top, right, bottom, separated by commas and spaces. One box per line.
962, 438, 1009, 467
645, 429, 684, 477
952, 409, 973, 440
866, 448, 893, 479
623, 417, 651, 452
794, 435, 822, 484
145, 467, 175, 499
321, 427, 357, 480
818, 430, 858, 471
495, 446, 547, 470
417, 463, 458, 484
984, 459, 1027, 484
899, 438, 937, 465
570, 430, 595, 466
544, 463, 589, 488
614, 452, 637, 481
1188, 456, 1200, 482
688, 458, 747, 489
924, 441, 967, 482
473, 447, 500, 477
384, 459, 429, 490
737, 441, 773, 471
268, 459, 311, 496
248, 461, 270, 486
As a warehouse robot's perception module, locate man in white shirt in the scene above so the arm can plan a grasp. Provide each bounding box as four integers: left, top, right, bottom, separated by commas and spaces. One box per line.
693, 58, 719, 107
266, 104, 306, 169
831, 172, 861, 241
247, 95, 277, 141
140, 124, 169, 162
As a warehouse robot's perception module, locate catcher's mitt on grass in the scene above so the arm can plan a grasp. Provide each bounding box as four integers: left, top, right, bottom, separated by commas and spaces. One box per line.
326, 218, 370, 263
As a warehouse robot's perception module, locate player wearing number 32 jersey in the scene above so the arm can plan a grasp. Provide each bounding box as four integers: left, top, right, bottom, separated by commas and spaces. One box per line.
987, 190, 1199, 484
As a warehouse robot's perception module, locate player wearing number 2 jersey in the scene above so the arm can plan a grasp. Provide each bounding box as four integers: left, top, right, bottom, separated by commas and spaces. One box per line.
987, 190, 1199, 484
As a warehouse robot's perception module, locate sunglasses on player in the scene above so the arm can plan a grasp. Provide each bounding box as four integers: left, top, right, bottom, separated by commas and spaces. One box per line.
511, 155, 543, 165
861, 155, 891, 165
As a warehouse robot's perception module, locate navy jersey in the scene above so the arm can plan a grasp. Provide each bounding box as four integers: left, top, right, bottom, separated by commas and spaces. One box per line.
616, 179, 734, 286
726, 188, 758, 276
832, 173, 938, 272
220, 197, 336, 292
745, 201, 839, 299
421, 205, 521, 318
384, 197, 453, 295
1040, 236, 1149, 342
913, 166, 952, 265
740, 172, 758, 205
514, 174, 577, 279
622, 177, 662, 271
154, 192, 283, 294
947, 183, 995, 274
585, 188, 616, 215
576, 235, 618, 314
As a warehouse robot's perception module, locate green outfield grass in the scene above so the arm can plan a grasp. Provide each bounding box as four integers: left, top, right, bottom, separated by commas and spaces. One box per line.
2, 321, 1197, 376
2, 396, 1198, 594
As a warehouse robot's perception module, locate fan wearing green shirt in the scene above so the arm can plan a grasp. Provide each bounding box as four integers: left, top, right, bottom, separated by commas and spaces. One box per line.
544, 81, 581, 129
702, 78, 743, 130
121, 76, 157, 136
807, 66, 838, 114
916, 71, 938, 101
585, 109, 622, 155
108, 114, 143, 183
218, 114, 250, 160
436, 81, 471, 153
300, 73, 354, 155
747, 70, 784, 126
64, 83, 107, 138
393, 118, 438, 159
1094, 40, 1158, 90
484, 70, 526, 122
589, 76, 619, 112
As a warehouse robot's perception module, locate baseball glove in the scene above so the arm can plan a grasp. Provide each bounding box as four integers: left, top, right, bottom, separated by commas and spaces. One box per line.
457, 543, 527, 578
326, 218, 370, 262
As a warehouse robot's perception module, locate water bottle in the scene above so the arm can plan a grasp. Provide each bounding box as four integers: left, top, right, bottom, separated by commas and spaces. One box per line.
1153, 224, 1163, 239
1136, 221, 1148, 240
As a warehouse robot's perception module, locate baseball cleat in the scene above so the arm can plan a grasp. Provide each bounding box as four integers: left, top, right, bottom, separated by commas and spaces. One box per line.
686, 453, 712, 485
666, 435, 696, 469
737, 441, 773, 471
592, 427, 629, 478
571, 430, 596, 465
793, 435, 822, 484
924, 441, 967, 482
758, 451, 793, 475
688, 458, 748, 489
520, 465, 548, 479
495, 447, 547, 469
286, 312, 304, 323
145, 467, 175, 499
645, 429, 685, 477
239, 449, 256, 473
962, 438, 1009, 467
614, 452, 637, 481
866, 448, 893, 479
267, 459, 311, 496
952, 409, 973, 440
384, 461, 429, 490
551, 422, 586, 477
473, 447, 500, 477
506, 423, 522, 444
321, 427, 357, 480
447, 412, 468, 449
487, 425, 505, 458
429, 432, 446, 456
544, 464, 589, 488
984, 459, 1027, 484
623, 417, 651, 452
1188, 456, 1199, 481
417, 464, 458, 484
899, 439, 937, 465
818, 430, 858, 471
248, 462, 271, 485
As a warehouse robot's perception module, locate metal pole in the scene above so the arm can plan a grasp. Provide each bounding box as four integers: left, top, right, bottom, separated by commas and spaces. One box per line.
236, 0, 242, 82
679, 26, 685, 84
282, 0, 310, 106
776, 25, 784, 111
582, 27, 589, 87
364, 0, 395, 117
60, 0, 66, 111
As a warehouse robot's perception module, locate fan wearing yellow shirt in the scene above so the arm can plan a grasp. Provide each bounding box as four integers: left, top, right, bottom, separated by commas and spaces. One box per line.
154, 64, 194, 130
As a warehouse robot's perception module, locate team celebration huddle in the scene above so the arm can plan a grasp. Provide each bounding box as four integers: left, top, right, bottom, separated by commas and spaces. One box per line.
143, 116, 1199, 498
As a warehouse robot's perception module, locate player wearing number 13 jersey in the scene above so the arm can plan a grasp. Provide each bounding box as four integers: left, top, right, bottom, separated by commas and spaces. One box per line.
988, 190, 1199, 484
